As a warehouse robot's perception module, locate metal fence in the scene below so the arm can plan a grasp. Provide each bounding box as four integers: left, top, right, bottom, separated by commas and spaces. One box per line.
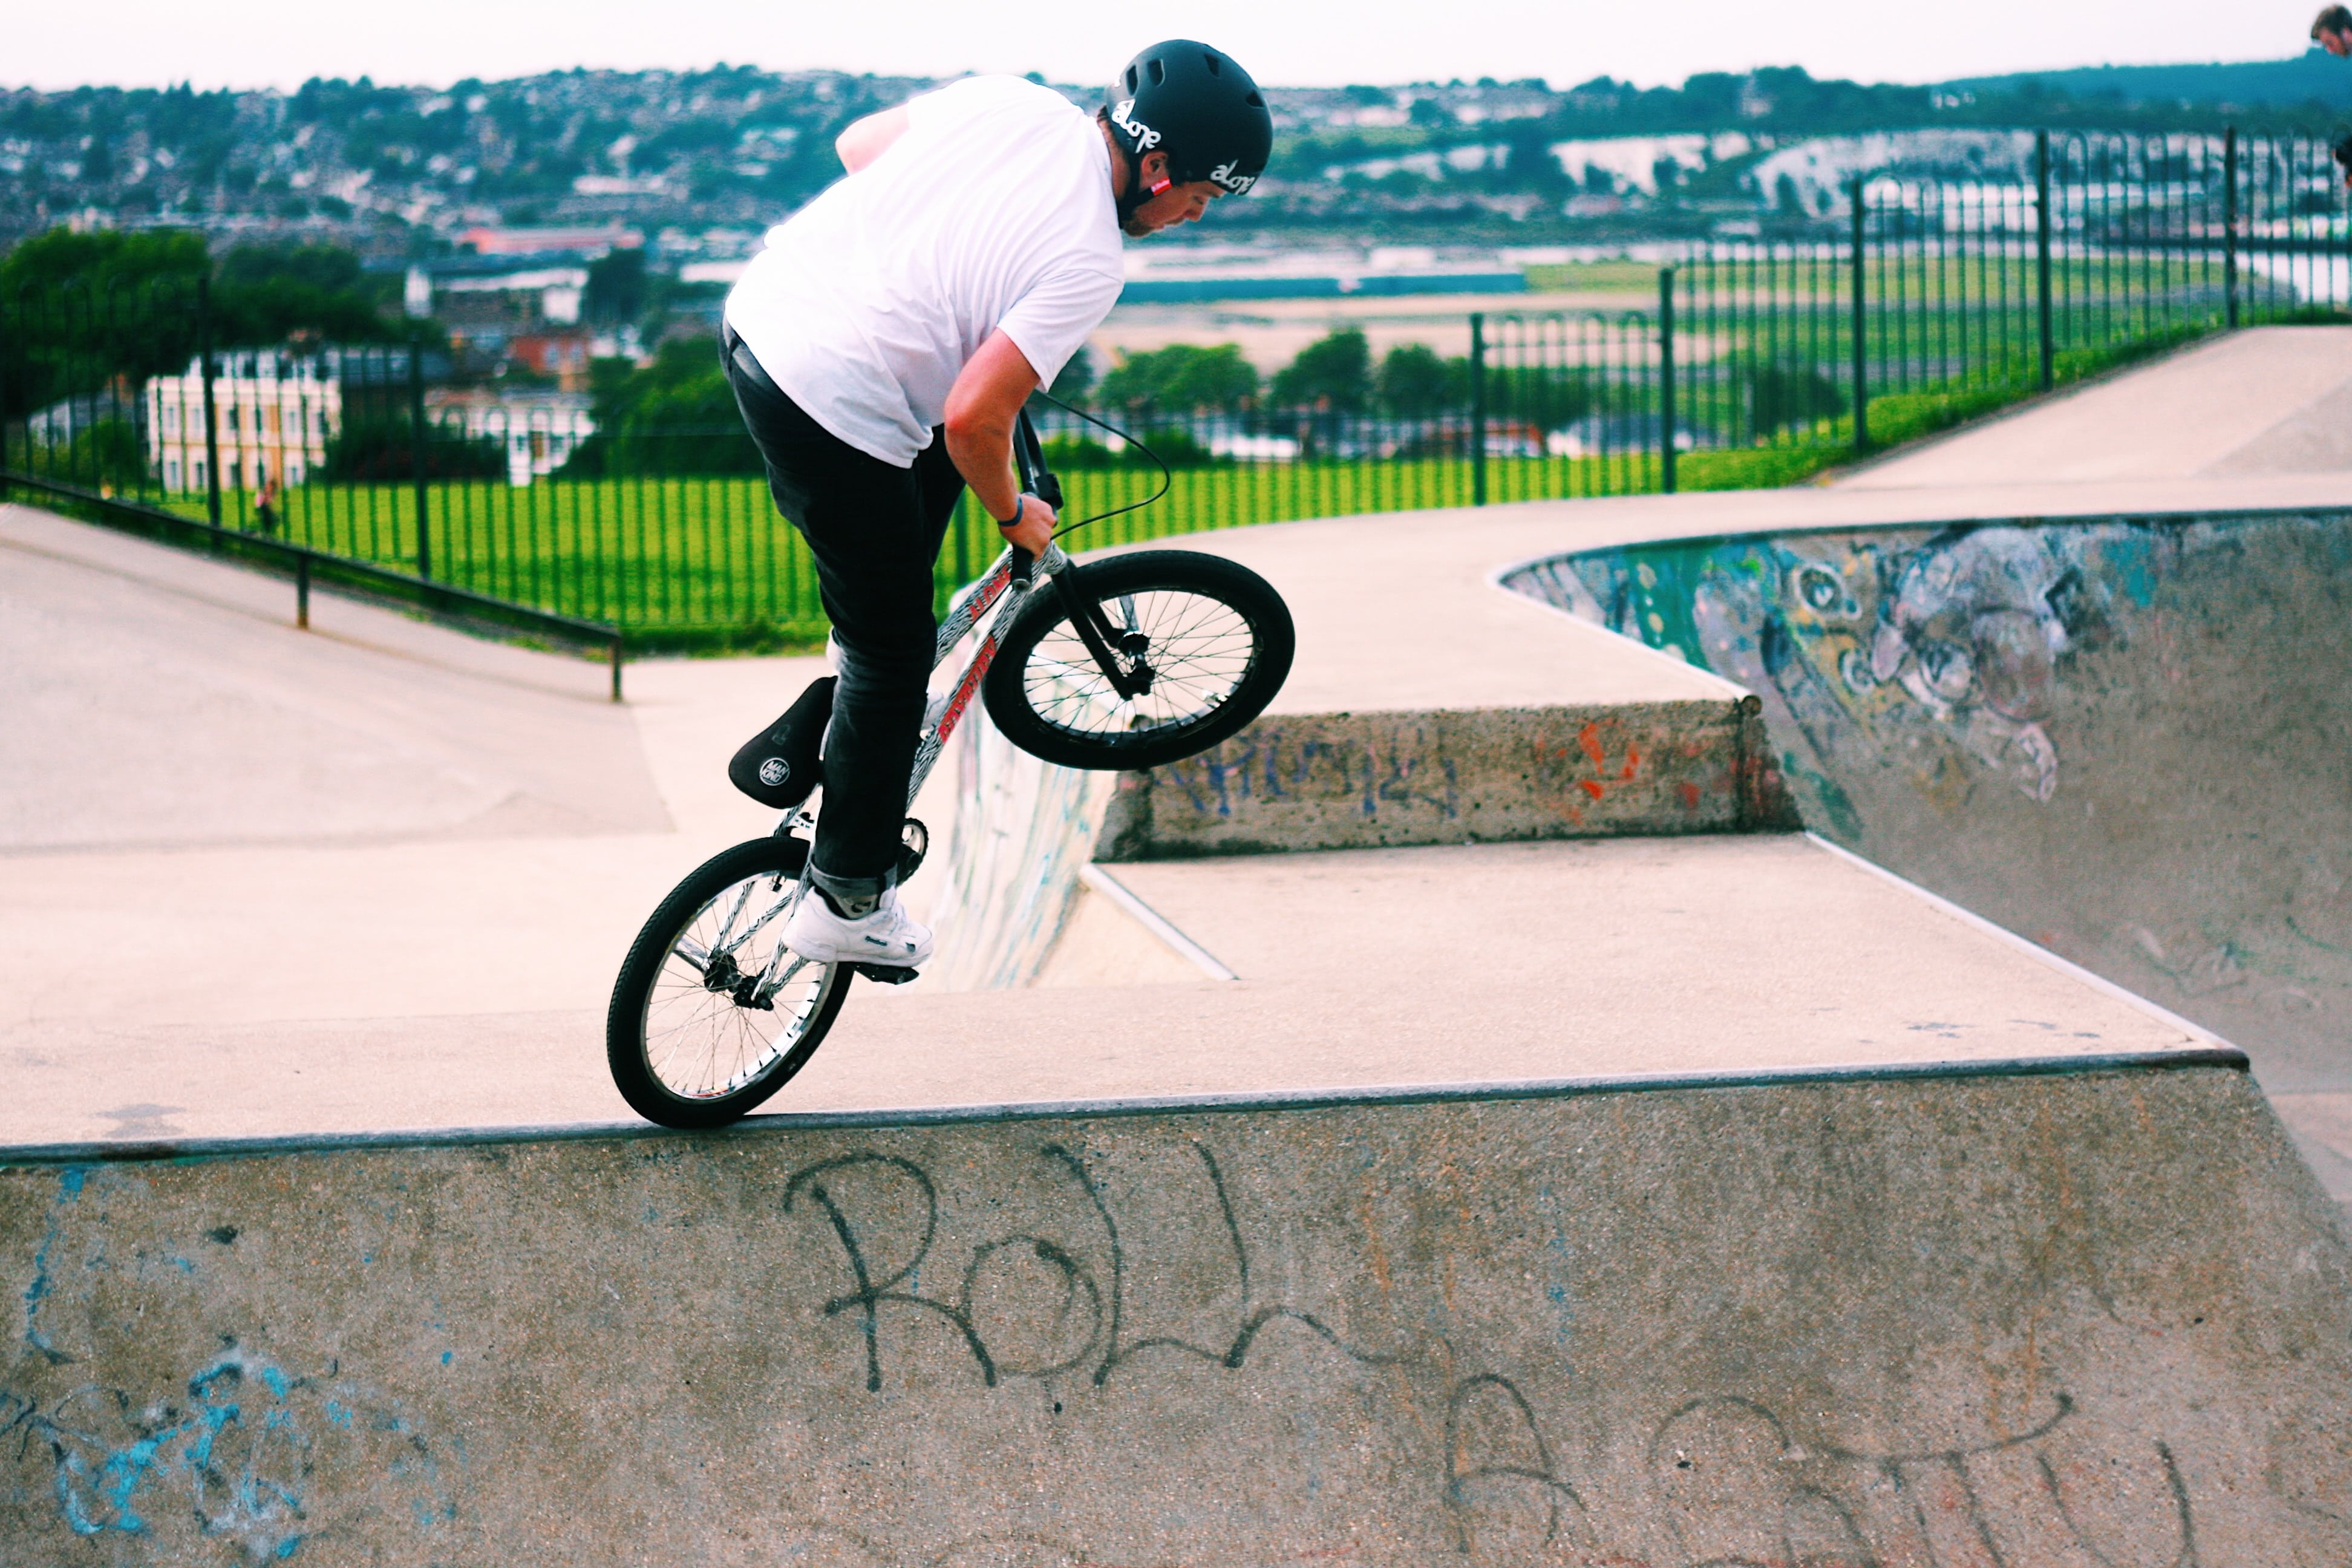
4, 126, 2345, 649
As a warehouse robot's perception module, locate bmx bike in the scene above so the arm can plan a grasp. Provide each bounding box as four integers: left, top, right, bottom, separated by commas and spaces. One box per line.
604, 410, 1295, 1129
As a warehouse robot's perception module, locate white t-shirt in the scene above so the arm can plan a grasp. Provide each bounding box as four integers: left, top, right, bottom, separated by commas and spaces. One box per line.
725, 76, 1125, 468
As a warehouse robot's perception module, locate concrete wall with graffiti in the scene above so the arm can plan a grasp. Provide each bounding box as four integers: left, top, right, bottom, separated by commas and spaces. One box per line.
921, 709, 1118, 992
1505, 511, 2352, 1079
5, 1065, 2350, 1564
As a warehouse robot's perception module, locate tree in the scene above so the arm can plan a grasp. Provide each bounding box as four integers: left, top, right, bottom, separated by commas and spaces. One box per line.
584, 248, 649, 326
1045, 343, 1096, 404
0, 229, 401, 420
1748, 363, 1844, 433
1271, 328, 1371, 413
1097, 343, 1258, 416
212, 240, 401, 344
0, 229, 210, 418
558, 337, 761, 476
1376, 343, 1468, 417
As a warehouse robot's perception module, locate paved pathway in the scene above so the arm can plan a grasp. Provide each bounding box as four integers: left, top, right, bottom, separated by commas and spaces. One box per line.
10, 327, 2352, 1151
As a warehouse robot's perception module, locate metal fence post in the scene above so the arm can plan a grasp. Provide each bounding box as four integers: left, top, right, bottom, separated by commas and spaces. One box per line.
198, 276, 223, 528
1658, 267, 1677, 494
1468, 312, 1488, 506
1849, 177, 1869, 452
2224, 126, 2241, 330
2036, 129, 2055, 390
0, 294, 11, 502
407, 330, 433, 580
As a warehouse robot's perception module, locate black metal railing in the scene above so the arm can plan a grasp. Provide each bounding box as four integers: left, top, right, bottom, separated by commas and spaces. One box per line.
4, 126, 2343, 652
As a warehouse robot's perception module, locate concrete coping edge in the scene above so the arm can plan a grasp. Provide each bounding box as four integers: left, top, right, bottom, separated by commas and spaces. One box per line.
1486, 500, 2352, 577
0, 1048, 2249, 1169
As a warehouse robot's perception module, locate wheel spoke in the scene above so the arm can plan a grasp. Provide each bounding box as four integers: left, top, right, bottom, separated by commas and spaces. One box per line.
1022, 583, 1258, 742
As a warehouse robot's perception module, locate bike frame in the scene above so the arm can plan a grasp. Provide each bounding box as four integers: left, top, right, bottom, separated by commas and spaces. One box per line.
722, 540, 1066, 996
903, 538, 1070, 811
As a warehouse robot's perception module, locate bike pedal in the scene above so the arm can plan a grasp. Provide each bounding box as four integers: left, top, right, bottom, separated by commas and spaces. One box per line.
853, 963, 921, 985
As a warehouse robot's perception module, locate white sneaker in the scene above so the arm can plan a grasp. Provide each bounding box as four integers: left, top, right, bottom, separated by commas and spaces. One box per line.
783, 886, 934, 969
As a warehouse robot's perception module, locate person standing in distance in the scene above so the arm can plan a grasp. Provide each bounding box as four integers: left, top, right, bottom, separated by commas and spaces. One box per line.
2311, 8, 2352, 182
720, 43, 1273, 969
2316, 5, 2352, 53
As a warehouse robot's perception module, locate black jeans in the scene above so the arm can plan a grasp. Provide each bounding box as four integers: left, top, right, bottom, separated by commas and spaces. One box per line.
723, 329, 965, 901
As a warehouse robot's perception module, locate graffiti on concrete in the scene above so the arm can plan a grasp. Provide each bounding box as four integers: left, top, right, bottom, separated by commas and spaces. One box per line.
1506, 509, 2352, 1051
4, 1168, 455, 1562
1153, 725, 1463, 825
777, 1135, 2283, 1568
925, 705, 1119, 991
784, 1140, 1413, 1394
1506, 520, 2169, 813
2, 1344, 453, 1561
10, 1119, 2347, 1565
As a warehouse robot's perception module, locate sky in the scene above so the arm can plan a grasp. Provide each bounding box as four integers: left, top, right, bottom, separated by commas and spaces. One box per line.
8, 0, 2337, 94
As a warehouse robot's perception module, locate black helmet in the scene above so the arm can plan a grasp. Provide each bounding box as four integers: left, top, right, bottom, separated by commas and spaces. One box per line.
1105, 41, 1273, 197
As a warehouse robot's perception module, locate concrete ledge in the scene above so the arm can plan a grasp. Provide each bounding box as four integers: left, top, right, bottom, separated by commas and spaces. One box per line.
1097, 699, 1800, 860
0, 1046, 2249, 1166
6, 1060, 2345, 1564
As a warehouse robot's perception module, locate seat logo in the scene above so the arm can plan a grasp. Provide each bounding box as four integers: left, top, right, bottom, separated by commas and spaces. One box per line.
1111, 99, 1161, 151
1209, 161, 1256, 195
759, 757, 791, 788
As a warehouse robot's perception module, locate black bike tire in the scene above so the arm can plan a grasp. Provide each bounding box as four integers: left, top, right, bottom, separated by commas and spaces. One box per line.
981, 549, 1294, 772
606, 836, 852, 1129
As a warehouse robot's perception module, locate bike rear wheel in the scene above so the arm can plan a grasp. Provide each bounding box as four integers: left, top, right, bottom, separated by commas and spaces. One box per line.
606, 835, 851, 1129
981, 549, 1294, 772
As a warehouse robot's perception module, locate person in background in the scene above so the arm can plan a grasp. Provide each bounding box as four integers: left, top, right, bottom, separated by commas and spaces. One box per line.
2313, 8, 2352, 183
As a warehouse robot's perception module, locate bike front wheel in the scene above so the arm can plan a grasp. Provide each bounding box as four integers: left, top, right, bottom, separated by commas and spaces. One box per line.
981, 549, 1295, 772
606, 835, 852, 1129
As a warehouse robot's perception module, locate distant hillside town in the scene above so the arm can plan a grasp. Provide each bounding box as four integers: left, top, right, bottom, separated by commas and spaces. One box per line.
7, 50, 2350, 495
7, 54, 2351, 262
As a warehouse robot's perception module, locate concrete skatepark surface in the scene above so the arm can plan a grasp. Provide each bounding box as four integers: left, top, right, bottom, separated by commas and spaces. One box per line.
10, 1060, 2352, 1567
8, 326, 2352, 1563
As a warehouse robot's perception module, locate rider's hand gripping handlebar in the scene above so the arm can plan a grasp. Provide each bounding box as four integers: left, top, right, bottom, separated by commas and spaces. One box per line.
1007, 408, 1065, 590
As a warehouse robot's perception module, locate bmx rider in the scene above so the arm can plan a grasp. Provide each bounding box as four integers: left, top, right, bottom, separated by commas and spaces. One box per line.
720, 42, 1274, 970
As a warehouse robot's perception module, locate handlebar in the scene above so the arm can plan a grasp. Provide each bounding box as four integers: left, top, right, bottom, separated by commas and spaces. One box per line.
1001, 408, 1068, 589
1014, 408, 1064, 511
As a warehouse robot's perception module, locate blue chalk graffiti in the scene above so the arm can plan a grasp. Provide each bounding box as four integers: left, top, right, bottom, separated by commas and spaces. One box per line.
20, 1166, 87, 1366
5, 1342, 454, 1560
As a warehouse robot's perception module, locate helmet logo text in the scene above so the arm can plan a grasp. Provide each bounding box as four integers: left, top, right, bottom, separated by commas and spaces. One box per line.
1111, 99, 1162, 151
1209, 161, 1257, 195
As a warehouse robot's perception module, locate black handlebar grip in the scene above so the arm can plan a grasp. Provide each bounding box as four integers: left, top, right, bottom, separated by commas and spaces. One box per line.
1010, 546, 1036, 587
1036, 472, 1064, 509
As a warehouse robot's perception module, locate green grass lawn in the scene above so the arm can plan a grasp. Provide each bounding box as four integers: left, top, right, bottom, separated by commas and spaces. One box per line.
97, 296, 2328, 652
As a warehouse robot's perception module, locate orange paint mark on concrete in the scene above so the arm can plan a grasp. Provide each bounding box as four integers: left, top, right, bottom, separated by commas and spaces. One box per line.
1578, 721, 1606, 769
1580, 780, 1606, 800
1620, 743, 1642, 780
1679, 782, 1702, 809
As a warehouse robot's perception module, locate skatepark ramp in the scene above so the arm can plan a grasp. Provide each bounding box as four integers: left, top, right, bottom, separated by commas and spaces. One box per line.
9, 1051, 2352, 1566
1503, 505, 2352, 1102
15, 327, 2352, 1563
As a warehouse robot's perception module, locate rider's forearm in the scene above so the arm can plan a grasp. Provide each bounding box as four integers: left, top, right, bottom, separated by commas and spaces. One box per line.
944, 413, 1021, 523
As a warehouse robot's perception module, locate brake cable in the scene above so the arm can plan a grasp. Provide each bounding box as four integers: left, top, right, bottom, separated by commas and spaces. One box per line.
1025, 388, 1174, 540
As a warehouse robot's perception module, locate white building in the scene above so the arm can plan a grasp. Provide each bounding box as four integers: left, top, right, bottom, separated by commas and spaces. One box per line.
425, 388, 595, 486
145, 352, 342, 494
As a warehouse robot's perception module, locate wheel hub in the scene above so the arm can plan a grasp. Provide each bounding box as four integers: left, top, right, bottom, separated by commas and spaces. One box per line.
699, 949, 774, 1010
